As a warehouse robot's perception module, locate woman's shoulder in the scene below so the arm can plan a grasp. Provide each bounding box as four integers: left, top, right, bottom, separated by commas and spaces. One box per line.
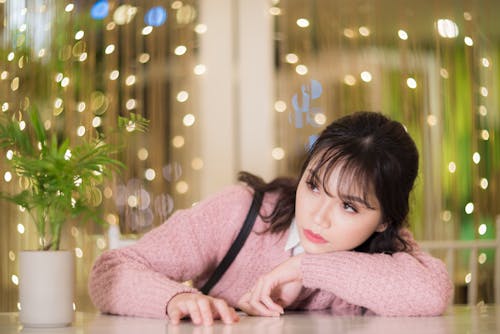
197, 183, 281, 209
198, 184, 254, 209
172, 184, 256, 226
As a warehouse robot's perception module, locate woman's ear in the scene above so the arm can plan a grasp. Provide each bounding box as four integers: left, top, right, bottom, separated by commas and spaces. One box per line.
375, 222, 387, 232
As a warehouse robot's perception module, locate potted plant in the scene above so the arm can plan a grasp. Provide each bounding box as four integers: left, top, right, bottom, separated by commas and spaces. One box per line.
0, 106, 148, 327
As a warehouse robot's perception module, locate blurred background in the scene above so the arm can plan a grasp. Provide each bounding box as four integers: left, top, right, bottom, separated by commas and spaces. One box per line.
0, 0, 499, 311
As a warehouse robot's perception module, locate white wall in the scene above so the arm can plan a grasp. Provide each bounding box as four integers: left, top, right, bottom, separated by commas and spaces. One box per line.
198, 0, 275, 198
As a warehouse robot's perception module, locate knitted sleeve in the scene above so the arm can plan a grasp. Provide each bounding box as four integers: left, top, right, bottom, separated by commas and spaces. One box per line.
300, 231, 453, 316
88, 185, 253, 319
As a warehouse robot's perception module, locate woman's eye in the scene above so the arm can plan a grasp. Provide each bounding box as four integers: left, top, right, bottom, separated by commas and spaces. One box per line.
306, 180, 319, 193
343, 202, 357, 213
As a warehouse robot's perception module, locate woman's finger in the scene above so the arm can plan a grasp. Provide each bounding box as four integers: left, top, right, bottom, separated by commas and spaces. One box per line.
212, 299, 239, 324
197, 298, 214, 326
250, 277, 283, 315
239, 291, 274, 317
260, 292, 284, 314
168, 307, 183, 325
248, 295, 280, 317
186, 300, 203, 325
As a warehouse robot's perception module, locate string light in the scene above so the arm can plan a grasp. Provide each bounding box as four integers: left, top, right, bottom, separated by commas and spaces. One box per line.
448, 162, 456, 173
109, 70, 119, 80
407, 77, 417, 89
92, 116, 102, 128
296, 18, 310, 28
174, 45, 187, 55
295, 64, 308, 75
74, 30, 84, 40
358, 26, 370, 36
274, 100, 287, 112
344, 74, 356, 86
183, 114, 196, 127
285, 53, 299, 63
105, 44, 115, 54
465, 273, 472, 284
464, 36, 473, 46
65, 3, 74, 12
75, 248, 83, 258
17, 224, 24, 234
194, 24, 207, 34
398, 29, 408, 40
478, 105, 487, 116
478, 224, 487, 235
176, 181, 189, 194
436, 19, 459, 38
360, 71, 372, 82
271, 147, 285, 160
61, 77, 70, 87
77, 102, 86, 112
142, 26, 153, 35
480, 87, 488, 97
172, 136, 185, 148
314, 113, 327, 125
478, 253, 487, 264
193, 64, 206, 75
145, 169, 156, 181
441, 211, 452, 222
427, 115, 437, 126
269, 7, 281, 15
4, 172, 12, 182
472, 152, 480, 164
191, 158, 204, 170
176, 91, 189, 102
125, 75, 136, 86
465, 202, 474, 214
137, 148, 149, 160
440, 68, 449, 79
171, 1, 183, 10
138, 53, 150, 63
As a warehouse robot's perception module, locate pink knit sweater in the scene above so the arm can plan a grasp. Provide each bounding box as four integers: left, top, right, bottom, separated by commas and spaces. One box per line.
88, 185, 453, 318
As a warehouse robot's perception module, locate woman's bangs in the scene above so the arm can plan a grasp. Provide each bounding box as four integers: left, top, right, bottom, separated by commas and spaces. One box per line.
318, 148, 376, 207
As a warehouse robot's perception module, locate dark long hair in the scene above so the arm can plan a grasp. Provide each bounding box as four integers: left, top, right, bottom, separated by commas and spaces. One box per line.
239, 111, 419, 254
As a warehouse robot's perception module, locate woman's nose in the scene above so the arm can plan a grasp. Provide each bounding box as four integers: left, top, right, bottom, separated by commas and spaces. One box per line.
312, 202, 332, 228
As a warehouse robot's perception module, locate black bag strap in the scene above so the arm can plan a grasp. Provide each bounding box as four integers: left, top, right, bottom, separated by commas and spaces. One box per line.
200, 191, 263, 295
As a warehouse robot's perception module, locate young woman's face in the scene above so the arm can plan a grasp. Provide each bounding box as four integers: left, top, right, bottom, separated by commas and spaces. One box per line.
295, 164, 385, 254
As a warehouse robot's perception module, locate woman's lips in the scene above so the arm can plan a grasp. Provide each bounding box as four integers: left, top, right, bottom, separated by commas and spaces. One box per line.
303, 229, 328, 244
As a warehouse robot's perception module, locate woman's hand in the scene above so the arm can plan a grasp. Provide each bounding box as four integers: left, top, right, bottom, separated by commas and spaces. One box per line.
238, 255, 304, 317
167, 293, 240, 326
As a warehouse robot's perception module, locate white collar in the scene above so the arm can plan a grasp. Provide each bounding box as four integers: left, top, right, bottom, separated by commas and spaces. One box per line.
284, 219, 305, 255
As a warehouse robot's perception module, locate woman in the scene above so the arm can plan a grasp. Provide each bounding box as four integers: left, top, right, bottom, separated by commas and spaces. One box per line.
89, 111, 453, 325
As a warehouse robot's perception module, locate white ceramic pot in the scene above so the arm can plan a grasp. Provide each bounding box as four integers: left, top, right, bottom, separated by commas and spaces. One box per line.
19, 250, 75, 327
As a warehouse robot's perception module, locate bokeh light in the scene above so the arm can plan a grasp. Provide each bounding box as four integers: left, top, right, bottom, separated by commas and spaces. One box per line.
145, 6, 167, 27
90, 0, 109, 20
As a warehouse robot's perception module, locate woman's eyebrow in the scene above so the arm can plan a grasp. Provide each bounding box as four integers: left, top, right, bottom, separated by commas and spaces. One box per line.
306, 169, 320, 181
342, 194, 376, 210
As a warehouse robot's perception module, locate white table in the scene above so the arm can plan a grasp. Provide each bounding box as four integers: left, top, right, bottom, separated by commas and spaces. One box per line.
0, 305, 498, 334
